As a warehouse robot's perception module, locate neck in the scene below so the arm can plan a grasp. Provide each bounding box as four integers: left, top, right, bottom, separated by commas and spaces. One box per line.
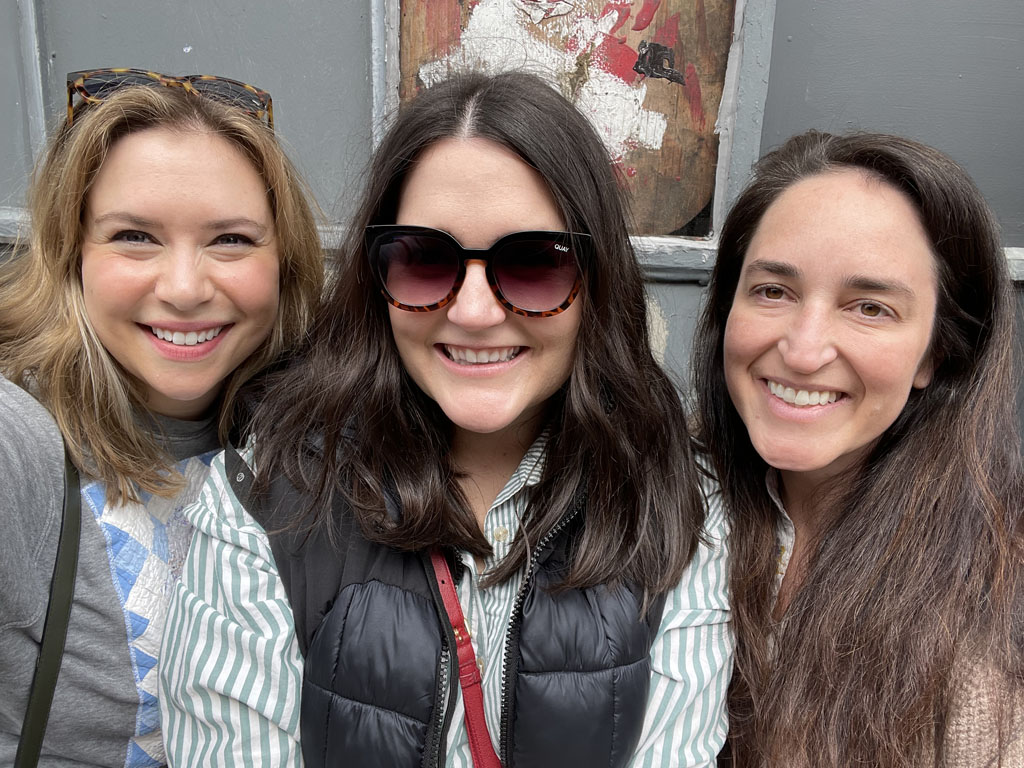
778, 470, 824, 539
451, 423, 540, 529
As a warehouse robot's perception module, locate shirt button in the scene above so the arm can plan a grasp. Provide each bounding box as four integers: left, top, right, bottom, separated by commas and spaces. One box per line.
493, 526, 509, 542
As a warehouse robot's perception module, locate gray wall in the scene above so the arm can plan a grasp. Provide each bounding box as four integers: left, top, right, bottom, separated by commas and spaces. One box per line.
760, 0, 1024, 246
2, 0, 375, 232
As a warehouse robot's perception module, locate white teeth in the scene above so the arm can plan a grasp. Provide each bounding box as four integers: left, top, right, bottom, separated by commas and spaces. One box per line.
151, 326, 223, 346
767, 380, 839, 407
444, 346, 521, 365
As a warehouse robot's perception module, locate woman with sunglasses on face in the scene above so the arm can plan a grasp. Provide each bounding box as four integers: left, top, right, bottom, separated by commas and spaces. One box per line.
0, 71, 322, 766
693, 130, 1024, 767
160, 71, 731, 767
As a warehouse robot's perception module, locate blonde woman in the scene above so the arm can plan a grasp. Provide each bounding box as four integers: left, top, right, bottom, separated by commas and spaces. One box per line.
0, 70, 322, 767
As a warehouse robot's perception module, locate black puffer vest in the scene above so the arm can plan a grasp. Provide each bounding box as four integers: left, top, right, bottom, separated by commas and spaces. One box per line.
228, 447, 665, 768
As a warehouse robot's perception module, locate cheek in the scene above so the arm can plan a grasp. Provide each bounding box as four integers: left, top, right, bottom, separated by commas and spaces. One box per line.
545, 309, 580, 383
234, 258, 281, 317
386, 306, 434, 385
722, 312, 753, 375
80, 254, 138, 323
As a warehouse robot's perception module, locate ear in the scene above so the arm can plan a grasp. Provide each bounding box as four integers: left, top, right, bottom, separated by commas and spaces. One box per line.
912, 355, 934, 389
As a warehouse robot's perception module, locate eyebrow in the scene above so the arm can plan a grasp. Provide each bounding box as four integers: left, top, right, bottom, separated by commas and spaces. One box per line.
90, 212, 269, 237
744, 259, 917, 298
843, 275, 916, 298
743, 259, 799, 278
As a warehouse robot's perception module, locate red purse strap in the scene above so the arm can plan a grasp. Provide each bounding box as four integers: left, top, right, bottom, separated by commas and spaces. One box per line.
429, 548, 503, 768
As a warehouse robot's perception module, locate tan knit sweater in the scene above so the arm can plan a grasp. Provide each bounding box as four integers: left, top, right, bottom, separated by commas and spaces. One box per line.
923, 658, 1024, 767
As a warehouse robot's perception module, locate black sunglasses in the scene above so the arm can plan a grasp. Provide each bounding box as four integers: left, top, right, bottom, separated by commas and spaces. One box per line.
67, 68, 273, 129
365, 225, 588, 318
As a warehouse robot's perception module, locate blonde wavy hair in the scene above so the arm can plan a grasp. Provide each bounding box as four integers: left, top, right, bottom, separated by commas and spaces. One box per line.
0, 84, 323, 503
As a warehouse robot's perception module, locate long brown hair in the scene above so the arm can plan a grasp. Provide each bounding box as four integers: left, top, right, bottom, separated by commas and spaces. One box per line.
251, 71, 704, 597
0, 84, 323, 502
694, 130, 1023, 766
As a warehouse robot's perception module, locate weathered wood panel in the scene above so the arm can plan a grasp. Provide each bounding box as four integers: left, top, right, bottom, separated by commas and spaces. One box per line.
399, 0, 736, 236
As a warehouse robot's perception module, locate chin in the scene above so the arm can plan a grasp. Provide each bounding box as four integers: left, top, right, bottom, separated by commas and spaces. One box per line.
750, 439, 830, 474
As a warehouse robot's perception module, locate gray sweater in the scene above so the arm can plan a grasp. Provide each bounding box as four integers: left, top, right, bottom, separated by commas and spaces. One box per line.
0, 376, 219, 767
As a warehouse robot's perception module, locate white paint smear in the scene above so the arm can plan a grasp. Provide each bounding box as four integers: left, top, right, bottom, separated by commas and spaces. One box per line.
417, 0, 667, 162
513, 0, 574, 24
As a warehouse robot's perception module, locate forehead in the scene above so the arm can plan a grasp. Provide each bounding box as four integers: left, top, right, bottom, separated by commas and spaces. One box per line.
395, 136, 564, 247
742, 169, 936, 287
88, 127, 267, 204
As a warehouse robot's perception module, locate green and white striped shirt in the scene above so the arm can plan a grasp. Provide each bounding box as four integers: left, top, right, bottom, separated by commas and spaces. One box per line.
159, 443, 732, 766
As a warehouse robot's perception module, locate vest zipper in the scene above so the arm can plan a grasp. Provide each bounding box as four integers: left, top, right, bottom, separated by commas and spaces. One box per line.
424, 643, 451, 768
424, 550, 458, 768
498, 491, 586, 766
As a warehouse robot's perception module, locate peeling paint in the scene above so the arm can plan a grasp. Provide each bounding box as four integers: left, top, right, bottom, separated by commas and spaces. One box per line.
417, 0, 669, 160
514, 0, 574, 24
592, 32, 640, 83
632, 0, 663, 31
601, 1, 633, 37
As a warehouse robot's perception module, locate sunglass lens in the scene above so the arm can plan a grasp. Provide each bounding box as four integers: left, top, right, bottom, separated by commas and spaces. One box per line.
80, 72, 155, 98
494, 239, 579, 312
190, 79, 265, 114
376, 234, 459, 307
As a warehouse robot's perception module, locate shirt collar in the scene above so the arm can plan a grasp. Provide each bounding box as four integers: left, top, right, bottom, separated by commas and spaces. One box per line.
491, 429, 548, 509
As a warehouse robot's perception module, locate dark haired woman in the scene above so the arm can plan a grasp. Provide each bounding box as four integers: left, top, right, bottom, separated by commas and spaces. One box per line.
160, 72, 731, 766
694, 130, 1023, 767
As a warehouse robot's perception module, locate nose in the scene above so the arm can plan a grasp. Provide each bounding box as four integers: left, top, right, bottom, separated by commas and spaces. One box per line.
153, 248, 215, 311
777, 302, 838, 373
445, 260, 506, 330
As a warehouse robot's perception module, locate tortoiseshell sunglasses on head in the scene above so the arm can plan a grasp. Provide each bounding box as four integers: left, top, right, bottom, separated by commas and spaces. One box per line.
66, 68, 274, 130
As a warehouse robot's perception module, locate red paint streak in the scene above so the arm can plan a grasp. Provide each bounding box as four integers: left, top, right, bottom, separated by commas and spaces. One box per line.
683, 62, 705, 130
632, 0, 662, 31
695, 0, 711, 59
566, 35, 580, 53
601, 1, 633, 36
652, 12, 680, 47
425, 1, 462, 58
593, 33, 639, 83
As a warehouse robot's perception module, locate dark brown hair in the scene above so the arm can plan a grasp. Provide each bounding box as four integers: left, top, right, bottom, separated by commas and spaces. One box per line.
694, 130, 1023, 766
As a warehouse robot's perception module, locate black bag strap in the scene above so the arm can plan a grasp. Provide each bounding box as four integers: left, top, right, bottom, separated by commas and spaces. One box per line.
15, 452, 81, 768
